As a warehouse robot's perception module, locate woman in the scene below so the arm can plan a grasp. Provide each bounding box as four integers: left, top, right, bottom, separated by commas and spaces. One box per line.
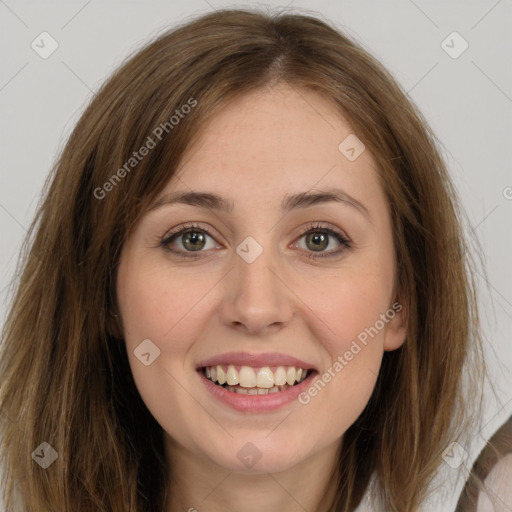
0, 8, 486, 511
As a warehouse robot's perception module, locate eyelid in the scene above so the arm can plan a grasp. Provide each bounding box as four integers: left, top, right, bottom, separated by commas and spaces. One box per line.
295, 221, 349, 240
161, 221, 222, 242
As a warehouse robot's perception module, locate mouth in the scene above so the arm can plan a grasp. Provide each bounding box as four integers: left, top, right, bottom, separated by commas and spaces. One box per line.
201, 364, 312, 395
196, 352, 318, 411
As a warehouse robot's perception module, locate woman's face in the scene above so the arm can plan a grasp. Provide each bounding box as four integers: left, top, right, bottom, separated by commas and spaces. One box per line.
116, 84, 406, 475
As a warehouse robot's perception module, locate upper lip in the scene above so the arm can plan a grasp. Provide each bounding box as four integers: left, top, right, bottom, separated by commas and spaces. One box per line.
196, 351, 316, 370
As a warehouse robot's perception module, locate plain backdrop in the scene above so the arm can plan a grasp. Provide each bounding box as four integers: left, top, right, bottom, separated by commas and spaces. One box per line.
0, 1, 511, 511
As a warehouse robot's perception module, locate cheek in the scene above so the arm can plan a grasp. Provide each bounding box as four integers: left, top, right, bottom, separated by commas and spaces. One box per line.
116, 263, 211, 440
294, 265, 392, 434
324, 286, 388, 371
117, 260, 209, 355
302, 263, 393, 358
115, 258, 200, 383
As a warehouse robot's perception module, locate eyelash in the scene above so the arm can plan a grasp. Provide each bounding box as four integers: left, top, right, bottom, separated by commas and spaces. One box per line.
158, 222, 352, 260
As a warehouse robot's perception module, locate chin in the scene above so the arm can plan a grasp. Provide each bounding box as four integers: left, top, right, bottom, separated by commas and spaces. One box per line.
200, 433, 311, 474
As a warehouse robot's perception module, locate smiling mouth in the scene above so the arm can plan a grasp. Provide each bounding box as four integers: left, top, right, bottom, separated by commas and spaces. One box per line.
202, 364, 310, 395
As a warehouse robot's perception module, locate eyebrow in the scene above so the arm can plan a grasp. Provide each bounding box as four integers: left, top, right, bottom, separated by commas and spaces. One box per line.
148, 187, 372, 221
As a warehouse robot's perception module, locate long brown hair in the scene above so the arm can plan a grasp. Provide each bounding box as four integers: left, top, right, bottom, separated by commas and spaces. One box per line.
0, 7, 485, 511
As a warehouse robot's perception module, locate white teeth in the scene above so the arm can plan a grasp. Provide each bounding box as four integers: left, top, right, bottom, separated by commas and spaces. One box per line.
204, 364, 310, 392
256, 367, 274, 388
226, 365, 238, 385
286, 367, 296, 386
217, 366, 226, 385
239, 366, 256, 387
274, 366, 287, 386
225, 384, 292, 394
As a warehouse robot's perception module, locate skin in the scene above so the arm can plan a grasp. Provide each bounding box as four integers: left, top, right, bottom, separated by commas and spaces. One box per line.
116, 83, 407, 512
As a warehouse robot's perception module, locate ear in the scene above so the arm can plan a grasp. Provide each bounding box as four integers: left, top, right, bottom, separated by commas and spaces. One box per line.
383, 297, 407, 351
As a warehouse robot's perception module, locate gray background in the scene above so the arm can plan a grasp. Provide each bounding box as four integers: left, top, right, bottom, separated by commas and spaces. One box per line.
0, 1, 511, 510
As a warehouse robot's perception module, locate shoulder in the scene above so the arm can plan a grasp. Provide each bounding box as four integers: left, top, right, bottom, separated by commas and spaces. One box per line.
456, 415, 512, 512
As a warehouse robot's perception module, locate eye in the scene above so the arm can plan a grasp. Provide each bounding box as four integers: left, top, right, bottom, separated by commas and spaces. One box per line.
293, 222, 351, 260
159, 222, 218, 256
159, 221, 351, 259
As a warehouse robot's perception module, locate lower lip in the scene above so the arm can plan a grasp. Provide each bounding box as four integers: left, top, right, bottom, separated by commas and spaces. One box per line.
198, 369, 317, 412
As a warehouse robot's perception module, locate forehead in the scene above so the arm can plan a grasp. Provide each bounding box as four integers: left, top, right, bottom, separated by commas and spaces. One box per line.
182, 85, 358, 165
164, 85, 384, 215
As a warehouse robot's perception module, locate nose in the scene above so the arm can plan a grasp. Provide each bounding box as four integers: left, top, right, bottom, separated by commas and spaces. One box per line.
218, 244, 294, 336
